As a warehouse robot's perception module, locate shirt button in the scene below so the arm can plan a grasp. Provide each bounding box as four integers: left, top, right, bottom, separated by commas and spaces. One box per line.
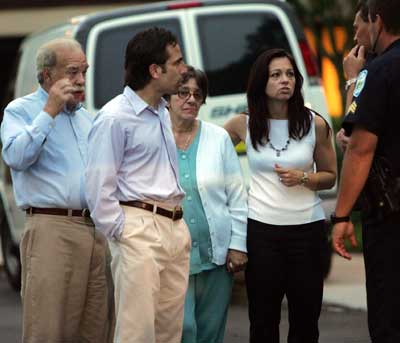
192, 241, 198, 247
187, 196, 192, 201
190, 218, 196, 224
184, 173, 190, 179
181, 154, 187, 160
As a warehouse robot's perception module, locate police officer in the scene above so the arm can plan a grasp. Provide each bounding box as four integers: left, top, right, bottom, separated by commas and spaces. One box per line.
336, 0, 372, 151
332, 0, 400, 342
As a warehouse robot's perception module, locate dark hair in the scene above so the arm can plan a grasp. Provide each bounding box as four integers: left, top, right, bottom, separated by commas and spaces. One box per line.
124, 27, 178, 90
247, 48, 311, 151
356, 0, 369, 22
368, 0, 400, 34
182, 66, 208, 103
164, 66, 208, 104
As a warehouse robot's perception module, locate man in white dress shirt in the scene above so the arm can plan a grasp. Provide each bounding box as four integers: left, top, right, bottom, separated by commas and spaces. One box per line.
86, 27, 191, 343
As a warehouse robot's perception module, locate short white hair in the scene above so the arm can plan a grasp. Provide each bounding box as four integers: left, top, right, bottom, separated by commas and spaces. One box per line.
36, 38, 83, 84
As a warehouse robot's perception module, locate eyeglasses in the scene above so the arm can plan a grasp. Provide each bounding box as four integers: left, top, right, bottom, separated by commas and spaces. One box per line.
177, 87, 204, 102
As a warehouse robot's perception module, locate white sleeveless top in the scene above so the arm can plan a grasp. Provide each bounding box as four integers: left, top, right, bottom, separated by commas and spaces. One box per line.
246, 114, 325, 225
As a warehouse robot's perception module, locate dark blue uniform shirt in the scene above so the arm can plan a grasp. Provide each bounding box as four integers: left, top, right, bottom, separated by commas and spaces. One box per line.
343, 39, 400, 176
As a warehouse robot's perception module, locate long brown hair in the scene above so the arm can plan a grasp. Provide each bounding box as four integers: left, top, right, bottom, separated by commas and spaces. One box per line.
247, 48, 311, 151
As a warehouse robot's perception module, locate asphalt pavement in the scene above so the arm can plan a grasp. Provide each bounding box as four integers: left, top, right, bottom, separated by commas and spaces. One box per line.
0, 271, 21, 342
323, 253, 367, 310
0, 253, 370, 342
226, 253, 369, 342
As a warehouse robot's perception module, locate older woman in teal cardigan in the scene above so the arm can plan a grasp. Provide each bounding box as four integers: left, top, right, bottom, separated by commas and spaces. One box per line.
167, 66, 248, 343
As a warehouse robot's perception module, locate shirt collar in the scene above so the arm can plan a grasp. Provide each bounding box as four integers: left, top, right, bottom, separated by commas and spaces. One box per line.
123, 86, 168, 116
37, 86, 49, 101
37, 85, 83, 114
382, 38, 400, 55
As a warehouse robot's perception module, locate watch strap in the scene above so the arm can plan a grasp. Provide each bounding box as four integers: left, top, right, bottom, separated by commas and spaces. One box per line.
345, 77, 357, 91
330, 212, 350, 224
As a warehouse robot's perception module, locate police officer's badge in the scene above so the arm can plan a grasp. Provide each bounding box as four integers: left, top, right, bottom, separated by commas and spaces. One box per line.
353, 70, 368, 97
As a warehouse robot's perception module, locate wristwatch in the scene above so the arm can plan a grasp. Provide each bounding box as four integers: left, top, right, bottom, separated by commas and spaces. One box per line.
345, 77, 357, 91
330, 212, 350, 224
300, 171, 309, 186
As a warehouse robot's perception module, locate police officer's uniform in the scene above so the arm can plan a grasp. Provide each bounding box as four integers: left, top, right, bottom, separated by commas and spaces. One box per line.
342, 52, 376, 129
343, 39, 400, 342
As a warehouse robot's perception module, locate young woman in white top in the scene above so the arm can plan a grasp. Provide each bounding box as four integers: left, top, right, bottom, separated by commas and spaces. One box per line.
224, 49, 337, 343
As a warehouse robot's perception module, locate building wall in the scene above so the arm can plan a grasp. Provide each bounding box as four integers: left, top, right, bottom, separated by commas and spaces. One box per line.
0, 1, 151, 36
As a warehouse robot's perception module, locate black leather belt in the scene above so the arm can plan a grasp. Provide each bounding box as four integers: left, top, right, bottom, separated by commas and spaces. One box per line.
120, 201, 183, 221
26, 207, 91, 217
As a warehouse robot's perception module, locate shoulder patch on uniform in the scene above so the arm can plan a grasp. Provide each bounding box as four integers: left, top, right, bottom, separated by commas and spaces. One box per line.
353, 70, 368, 98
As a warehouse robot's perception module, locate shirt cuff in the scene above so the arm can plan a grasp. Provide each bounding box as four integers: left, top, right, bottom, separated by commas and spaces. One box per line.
32, 111, 56, 138
229, 235, 247, 253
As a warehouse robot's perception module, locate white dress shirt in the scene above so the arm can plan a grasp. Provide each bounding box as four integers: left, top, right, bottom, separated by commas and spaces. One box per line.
86, 86, 184, 238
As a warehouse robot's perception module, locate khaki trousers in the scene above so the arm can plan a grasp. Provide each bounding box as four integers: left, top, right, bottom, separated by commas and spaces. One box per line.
20, 214, 115, 343
110, 205, 191, 343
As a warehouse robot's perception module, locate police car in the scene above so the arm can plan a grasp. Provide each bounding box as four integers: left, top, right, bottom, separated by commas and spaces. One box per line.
0, 0, 336, 290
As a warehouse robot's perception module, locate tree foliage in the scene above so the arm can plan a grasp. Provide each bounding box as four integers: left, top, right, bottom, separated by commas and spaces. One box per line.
287, 0, 360, 113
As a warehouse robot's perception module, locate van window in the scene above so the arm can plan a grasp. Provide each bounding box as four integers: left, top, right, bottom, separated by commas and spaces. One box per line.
197, 12, 291, 97
94, 19, 184, 109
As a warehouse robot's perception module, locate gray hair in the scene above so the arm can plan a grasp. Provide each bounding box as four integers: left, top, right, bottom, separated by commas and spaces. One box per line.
36, 38, 83, 84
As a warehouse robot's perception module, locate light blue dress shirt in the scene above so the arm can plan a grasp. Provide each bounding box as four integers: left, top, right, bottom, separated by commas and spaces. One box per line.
85, 86, 185, 239
178, 122, 216, 275
1, 87, 93, 209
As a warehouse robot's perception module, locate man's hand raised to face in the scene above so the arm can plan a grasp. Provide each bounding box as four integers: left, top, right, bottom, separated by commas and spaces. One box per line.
343, 45, 366, 80
44, 78, 76, 118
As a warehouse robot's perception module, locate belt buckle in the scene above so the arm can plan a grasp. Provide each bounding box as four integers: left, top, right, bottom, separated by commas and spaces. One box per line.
171, 206, 181, 221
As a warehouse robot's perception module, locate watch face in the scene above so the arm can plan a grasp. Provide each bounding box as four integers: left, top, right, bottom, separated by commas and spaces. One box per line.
301, 172, 309, 185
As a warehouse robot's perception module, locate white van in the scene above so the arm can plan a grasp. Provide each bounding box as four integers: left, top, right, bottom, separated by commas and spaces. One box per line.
1, 0, 336, 290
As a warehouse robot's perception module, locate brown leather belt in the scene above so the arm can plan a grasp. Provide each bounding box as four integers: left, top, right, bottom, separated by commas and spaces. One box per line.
120, 200, 183, 221
26, 207, 91, 217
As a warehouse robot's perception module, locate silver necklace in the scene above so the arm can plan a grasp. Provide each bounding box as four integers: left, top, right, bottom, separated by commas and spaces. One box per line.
173, 125, 195, 151
181, 131, 194, 150
267, 137, 290, 157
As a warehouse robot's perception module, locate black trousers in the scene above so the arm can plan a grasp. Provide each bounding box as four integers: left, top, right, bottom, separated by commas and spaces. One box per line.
363, 211, 400, 343
245, 218, 326, 343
